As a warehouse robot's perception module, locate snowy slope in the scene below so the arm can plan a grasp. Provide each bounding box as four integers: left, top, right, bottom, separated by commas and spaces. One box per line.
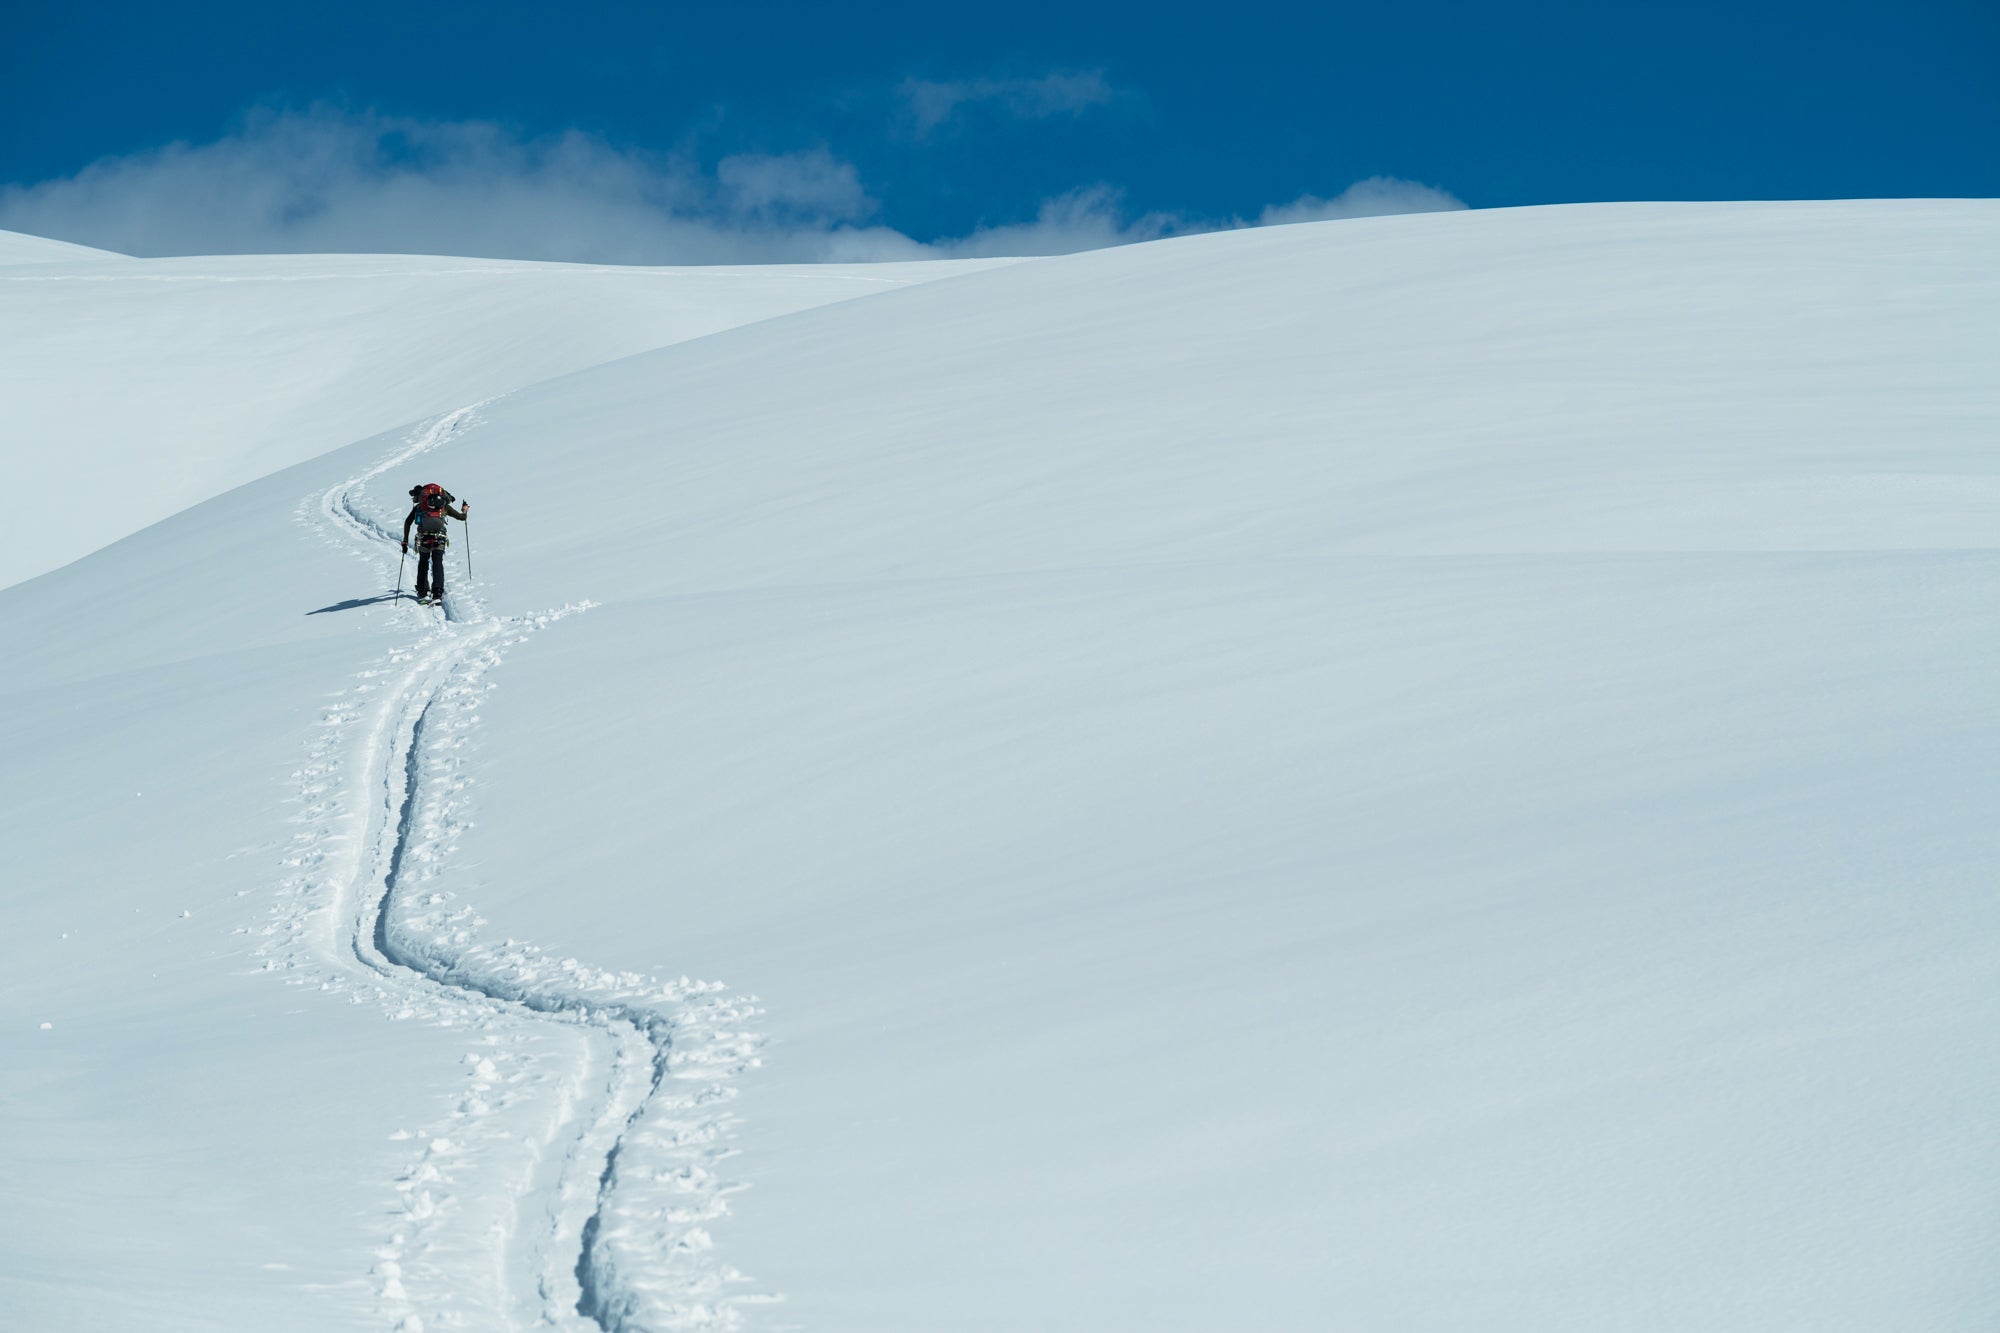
0, 227, 124, 264
3, 201, 1997, 1332
0, 239, 1006, 587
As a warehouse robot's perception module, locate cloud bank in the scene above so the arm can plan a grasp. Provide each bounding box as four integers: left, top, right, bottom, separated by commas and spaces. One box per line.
1255, 177, 1470, 225
0, 108, 917, 265
0, 107, 1465, 264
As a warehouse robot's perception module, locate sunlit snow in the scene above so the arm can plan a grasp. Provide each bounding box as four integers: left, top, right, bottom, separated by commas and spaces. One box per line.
2, 201, 1996, 1331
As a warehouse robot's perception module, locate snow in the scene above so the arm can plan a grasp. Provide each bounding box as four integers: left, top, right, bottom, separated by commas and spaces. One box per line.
0, 238, 1009, 588
2, 200, 1997, 1331
0, 226, 123, 265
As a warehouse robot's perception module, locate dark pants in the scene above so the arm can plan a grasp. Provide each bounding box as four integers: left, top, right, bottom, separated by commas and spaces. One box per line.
415, 544, 446, 599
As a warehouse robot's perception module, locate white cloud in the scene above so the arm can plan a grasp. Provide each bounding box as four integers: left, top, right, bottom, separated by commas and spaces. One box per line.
714, 149, 873, 223
0, 107, 1466, 265
927, 185, 1176, 258
1256, 177, 1467, 226
898, 71, 1122, 138
0, 107, 908, 265
925, 178, 1466, 259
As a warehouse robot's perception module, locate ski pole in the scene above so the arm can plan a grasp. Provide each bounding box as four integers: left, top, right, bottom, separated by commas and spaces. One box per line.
396, 543, 408, 600
463, 509, 473, 578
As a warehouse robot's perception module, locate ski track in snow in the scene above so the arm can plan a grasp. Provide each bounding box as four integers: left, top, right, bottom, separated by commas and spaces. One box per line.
260, 408, 773, 1331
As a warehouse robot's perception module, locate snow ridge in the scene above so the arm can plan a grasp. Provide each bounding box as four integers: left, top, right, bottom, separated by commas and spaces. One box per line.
264, 412, 769, 1331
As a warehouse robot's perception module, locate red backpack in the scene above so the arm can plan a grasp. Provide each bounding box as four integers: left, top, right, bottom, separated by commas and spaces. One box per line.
408, 483, 453, 514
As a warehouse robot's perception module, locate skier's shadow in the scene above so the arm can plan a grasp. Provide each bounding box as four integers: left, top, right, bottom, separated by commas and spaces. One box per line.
306, 592, 407, 615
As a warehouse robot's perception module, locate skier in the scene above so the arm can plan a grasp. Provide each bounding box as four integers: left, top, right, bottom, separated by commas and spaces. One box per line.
401, 484, 469, 606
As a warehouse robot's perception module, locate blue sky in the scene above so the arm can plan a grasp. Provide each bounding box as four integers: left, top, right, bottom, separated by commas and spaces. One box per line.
2, 0, 1993, 260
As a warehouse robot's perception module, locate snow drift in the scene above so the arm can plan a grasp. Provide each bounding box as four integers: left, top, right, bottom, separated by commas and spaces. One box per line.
0, 238, 1004, 587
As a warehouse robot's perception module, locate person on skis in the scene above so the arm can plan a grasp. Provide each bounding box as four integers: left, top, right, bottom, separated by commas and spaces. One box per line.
401, 484, 469, 605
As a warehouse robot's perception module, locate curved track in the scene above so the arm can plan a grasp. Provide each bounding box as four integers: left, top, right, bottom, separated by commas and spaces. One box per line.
266, 409, 769, 1331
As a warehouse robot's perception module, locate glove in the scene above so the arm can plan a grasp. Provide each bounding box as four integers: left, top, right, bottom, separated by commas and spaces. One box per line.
400, 541, 408, 554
